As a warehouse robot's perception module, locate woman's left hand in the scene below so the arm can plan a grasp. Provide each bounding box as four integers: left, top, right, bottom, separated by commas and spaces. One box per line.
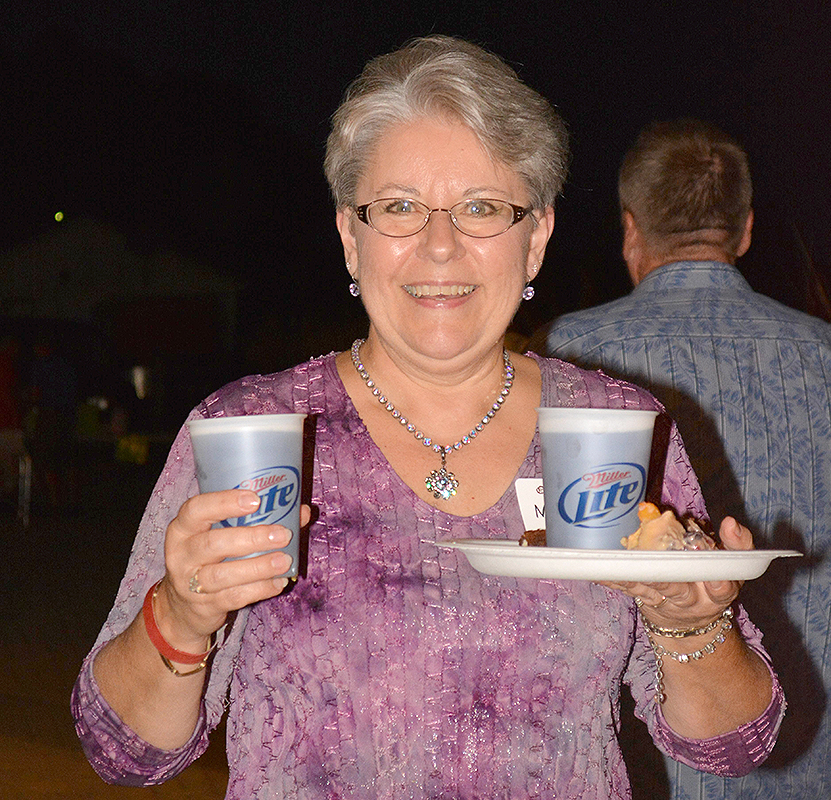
599, 516, 753, 628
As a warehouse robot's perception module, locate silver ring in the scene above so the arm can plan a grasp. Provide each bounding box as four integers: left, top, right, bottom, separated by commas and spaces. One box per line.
189, 571, 203, 594
634, 597, 644, 608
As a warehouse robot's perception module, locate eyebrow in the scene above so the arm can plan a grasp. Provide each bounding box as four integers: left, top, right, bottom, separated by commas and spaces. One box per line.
374, 183, 420, 196
370, 184, 510, 199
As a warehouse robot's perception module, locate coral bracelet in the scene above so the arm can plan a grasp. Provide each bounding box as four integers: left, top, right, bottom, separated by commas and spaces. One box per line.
142, 580, 214, 665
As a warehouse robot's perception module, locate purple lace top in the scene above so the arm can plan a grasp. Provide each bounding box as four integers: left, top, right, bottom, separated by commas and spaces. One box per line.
72, 353, 784, 798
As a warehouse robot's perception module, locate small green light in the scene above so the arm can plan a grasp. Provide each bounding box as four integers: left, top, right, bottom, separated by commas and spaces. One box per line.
54, 211, 64, 222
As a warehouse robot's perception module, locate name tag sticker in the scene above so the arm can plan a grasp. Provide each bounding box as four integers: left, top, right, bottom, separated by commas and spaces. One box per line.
515, 478, 545, 530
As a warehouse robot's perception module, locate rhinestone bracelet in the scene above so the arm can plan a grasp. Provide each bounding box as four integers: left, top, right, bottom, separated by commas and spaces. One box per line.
646, 611, 734, 704
640, 607, 733, 639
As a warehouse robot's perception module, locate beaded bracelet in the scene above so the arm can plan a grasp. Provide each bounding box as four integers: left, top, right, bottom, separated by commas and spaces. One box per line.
644, 609, 734, 703
641, 607, 734, 639
142, 580, 215, 673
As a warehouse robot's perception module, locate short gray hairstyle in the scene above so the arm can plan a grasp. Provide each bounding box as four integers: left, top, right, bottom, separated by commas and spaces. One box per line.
324, 36, 569, 210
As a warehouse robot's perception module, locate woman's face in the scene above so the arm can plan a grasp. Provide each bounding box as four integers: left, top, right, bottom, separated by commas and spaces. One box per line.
337, 118, 554, 368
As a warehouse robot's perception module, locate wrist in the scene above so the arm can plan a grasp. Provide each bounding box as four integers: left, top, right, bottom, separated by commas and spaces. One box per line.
154, 580, 213, 654
640, 607, 735, 703
142, 581, 214, 666
641, 607, 733, 640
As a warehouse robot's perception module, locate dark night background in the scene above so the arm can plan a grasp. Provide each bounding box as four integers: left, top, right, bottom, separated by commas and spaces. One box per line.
1, 3, 830, 796
2, 0, 829, 433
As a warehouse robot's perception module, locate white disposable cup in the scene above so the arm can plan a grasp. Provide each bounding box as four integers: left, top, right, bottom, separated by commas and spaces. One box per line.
537, 407, 658, 549
186, 413, 307, 578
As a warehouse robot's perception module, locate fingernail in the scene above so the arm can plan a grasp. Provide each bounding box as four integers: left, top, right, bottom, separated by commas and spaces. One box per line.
270, 553, 290, 570
239, 492, 261, 511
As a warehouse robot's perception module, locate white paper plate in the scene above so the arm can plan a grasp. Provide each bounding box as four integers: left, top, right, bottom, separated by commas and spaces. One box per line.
438, 539, 802, 582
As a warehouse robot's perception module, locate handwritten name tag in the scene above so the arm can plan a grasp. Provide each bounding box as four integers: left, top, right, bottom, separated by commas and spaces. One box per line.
515, 477, 545, 531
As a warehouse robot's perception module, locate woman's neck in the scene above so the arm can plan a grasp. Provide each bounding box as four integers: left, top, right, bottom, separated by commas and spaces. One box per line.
336, 341, 541, 516
350, 334, 510, 440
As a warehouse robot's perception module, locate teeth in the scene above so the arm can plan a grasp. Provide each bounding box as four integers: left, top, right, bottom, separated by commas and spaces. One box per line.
404, 284, 476, 298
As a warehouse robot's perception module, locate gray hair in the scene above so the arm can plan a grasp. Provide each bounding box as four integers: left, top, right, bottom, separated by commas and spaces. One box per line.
324, 36, 569, 210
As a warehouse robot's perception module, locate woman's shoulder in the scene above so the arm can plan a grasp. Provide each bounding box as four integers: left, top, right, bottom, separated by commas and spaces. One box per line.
529, 352, 663, 412
195, 351, 345, 418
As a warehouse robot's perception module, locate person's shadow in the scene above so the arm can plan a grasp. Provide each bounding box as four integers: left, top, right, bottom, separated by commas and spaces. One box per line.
617, 383, 825, 798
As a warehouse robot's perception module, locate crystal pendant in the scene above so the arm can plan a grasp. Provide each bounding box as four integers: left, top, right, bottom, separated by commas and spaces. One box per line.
425, 451, 458, 500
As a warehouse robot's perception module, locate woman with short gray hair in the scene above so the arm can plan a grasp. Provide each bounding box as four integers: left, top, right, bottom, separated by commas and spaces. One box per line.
74, 35, 782, 799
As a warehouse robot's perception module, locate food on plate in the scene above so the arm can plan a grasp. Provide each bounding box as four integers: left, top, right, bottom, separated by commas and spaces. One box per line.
620, 502, 717, 551
519, 529, 546, 547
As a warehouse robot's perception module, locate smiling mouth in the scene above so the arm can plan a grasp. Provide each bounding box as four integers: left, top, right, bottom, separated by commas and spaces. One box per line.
403, 284, 477, 298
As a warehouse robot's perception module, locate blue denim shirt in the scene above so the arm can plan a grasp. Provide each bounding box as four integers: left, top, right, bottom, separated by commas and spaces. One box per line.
544, 261, 831, 798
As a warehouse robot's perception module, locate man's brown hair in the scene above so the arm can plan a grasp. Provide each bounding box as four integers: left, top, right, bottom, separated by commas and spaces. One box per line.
618, 118, 752, 256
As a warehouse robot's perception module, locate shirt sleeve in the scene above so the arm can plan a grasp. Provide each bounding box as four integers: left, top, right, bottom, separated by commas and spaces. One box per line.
71, 645, 211, 786
69, 366, 310, 784
69, 409, 250, 783
626, 604, 786, 776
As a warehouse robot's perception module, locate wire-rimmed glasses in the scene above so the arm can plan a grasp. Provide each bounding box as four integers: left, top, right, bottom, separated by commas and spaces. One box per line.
354, 197, 533, 238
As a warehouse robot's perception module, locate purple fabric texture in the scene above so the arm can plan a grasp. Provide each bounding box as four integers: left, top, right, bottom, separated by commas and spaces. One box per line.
72, 353, 783, 798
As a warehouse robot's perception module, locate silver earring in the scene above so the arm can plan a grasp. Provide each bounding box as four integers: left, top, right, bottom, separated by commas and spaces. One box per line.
522, 283, 535, 301
347, 262, 360, 297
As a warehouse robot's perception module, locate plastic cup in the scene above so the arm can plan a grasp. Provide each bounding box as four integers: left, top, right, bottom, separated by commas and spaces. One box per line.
186, 413, 307, 577
537, 407, 658, 549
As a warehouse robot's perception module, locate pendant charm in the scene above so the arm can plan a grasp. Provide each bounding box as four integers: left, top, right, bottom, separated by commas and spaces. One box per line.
426, 465, 459, 500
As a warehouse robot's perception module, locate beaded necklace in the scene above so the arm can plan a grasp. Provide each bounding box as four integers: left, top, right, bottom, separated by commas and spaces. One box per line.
350, 338, 514, 500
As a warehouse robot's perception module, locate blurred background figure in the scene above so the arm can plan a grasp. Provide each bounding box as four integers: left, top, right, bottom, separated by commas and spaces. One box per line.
24, 332, 79, 511
0, 335, 24, 503
536, 117, 831, 797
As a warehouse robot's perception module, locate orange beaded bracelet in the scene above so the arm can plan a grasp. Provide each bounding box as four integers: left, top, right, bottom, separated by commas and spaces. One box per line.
142, 580, 214, 666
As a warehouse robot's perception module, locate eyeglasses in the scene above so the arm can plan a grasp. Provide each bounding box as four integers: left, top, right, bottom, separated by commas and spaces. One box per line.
354, 197, 533, 238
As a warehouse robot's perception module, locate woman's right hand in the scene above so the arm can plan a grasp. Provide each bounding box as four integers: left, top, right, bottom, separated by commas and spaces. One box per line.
154, 489, 306, 653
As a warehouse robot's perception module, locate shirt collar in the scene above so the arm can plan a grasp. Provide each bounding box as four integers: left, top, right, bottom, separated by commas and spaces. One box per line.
633, 261, 753, 294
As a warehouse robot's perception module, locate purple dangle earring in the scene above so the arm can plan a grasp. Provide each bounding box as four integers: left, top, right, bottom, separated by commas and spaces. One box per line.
347, 262, 360, 297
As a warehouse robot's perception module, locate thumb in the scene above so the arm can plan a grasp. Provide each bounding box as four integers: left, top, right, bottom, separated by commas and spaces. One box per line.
718, 516, 754, 551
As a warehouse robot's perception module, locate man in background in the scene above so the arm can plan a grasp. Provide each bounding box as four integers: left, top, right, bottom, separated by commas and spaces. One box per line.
538, 118, 831, 797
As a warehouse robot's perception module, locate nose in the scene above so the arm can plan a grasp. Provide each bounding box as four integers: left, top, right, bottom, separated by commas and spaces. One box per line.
418, 208, 464, 262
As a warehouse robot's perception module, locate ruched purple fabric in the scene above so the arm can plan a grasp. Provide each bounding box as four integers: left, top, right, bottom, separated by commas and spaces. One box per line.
72, 353, 784, 798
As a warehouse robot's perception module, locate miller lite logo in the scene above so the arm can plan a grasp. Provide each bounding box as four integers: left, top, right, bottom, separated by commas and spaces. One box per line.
220, 465, 300, 527
556, 462, 646, 529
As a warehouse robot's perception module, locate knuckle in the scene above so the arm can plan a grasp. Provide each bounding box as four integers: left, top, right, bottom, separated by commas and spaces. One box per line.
223, 583, 249, 610
246, 524, 266, 547
178, 494, 202, 521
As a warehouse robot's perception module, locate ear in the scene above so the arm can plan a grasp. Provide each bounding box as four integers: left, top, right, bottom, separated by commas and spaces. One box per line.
621, 210, 643, 285
336, 208, 359, 277
526, 206, 555, 281
736, 209, 753, 258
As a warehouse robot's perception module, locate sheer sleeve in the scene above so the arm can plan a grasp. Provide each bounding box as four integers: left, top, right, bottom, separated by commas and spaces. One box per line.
625, 604, 785, 776
70, 411, 251, 782
71, 362, 319, 783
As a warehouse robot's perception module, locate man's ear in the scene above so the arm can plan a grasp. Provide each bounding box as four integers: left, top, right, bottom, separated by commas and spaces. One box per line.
621, 210, 643, 285
736, 209, 753, 258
